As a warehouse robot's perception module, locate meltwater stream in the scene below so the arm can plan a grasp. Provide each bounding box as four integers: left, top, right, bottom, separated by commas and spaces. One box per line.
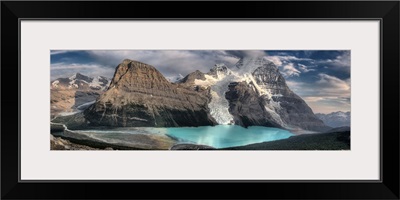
74, 125, 294, 148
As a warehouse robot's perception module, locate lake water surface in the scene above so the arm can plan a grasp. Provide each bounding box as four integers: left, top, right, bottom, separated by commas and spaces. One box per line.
76, 125, 294, 148
165, 125, 293, 148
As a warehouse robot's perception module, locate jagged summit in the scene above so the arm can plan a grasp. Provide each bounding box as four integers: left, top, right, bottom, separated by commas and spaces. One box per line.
234, 57, 274, 70
178, 70, 206, 85
208, 63, 232, 78
109, 59, 170, 89
69, 73, 93, 82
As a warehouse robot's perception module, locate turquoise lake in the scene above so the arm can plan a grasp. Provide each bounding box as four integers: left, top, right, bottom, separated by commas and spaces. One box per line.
74, 125, 294, 148
164, 125, 294, 148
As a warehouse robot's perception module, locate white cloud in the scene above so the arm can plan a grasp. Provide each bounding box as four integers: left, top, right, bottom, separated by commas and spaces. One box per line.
281, 63, 301, 77
266, 51, 351, 74
51, 63, 100, 70
51, 62, 115, 80
86, 50, 240, 78
265, 55, 312, 67
298, 64, 315, 73
266, 56, 282, 66
318, 51, 350, 72
316, 73, 351, 97
286, 73, 350, 113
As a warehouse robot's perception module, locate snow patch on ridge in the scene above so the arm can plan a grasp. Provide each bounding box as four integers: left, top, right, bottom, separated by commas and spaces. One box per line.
89, 76, 109, 90
52, 80, 60, 88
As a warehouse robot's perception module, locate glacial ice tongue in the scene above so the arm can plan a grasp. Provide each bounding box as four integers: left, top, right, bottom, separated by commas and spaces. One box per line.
208, 76, 234, 125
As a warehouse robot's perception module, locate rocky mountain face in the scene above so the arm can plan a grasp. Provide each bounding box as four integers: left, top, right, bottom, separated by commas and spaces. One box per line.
64, 57, 329, 132
50, 73, 110, 117
223, 57, 328, 131
316, 111, 350, 128
83, 59, 217, 127
225, 81, 282, 127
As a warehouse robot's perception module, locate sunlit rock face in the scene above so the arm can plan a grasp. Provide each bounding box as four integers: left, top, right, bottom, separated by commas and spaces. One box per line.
84, 59, 217, 127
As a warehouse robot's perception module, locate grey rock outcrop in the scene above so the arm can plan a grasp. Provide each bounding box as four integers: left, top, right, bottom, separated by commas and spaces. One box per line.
225, 81, 282, 128
178, 70, 206, 85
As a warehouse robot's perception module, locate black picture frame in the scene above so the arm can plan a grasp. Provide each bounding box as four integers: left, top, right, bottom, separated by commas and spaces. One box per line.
1, 1, 399, 199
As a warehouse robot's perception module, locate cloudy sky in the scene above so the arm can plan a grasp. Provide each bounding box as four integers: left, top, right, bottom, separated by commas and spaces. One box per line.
51, 50, 350, 114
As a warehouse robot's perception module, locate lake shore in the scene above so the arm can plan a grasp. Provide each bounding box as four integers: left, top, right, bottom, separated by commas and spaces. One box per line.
222, 131, 350, 150
51, 122, 349, 150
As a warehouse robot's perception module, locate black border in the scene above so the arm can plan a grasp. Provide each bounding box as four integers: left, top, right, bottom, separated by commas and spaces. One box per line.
2, 1, 399, 199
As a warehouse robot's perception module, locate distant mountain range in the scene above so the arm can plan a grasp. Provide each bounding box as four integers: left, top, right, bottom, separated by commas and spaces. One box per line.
51, 73, 110, 91
315, 111, 350, 128
50, 73, 110, 117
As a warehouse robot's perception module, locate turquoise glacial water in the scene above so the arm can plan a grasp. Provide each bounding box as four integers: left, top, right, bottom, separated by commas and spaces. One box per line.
74, 125, 294, 149
165, 125, 293, 148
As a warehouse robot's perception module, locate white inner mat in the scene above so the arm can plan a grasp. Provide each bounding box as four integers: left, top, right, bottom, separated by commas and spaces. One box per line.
21, 21, 380, 180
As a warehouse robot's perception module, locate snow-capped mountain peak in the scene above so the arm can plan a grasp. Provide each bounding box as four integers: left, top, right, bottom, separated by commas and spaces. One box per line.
182, 58, 288, 126
235, 57, 274, 70
51, 73, 110, 91
177, 56, 328, 131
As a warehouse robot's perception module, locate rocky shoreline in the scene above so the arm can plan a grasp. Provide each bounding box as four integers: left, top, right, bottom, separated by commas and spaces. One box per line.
51, 134, 108, 150
51, 123, 178, 150
51, 121, 350, 150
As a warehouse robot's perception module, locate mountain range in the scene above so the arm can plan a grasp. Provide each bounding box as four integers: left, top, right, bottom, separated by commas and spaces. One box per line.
51, 73, 110, 91
76, 57, 330, 132
316, 111, 350, 128
50, 73, 110, 117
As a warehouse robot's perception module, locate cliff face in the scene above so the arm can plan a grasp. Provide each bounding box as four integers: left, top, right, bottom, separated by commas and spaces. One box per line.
84, 59, 217, 127
225, 82, 282, 128
225, 57, 329, 131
